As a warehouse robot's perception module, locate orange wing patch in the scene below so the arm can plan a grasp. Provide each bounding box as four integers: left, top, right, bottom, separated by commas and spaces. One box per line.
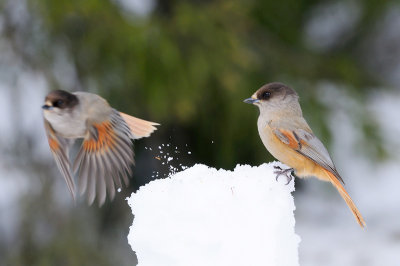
45, 120, 61, 152
83, 121, 117, 153
278, 129, 301, 149
48, 137, 60, 151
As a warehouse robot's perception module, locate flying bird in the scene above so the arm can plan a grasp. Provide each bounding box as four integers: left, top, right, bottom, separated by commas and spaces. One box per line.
244, 82, 366, 227
42, 90, 159, 206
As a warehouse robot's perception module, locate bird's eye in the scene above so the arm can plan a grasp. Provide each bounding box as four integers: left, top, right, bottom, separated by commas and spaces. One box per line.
262, 91, 271, 100
54, 100, 64, 107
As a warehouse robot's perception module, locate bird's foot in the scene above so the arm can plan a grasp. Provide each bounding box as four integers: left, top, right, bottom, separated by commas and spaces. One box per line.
273, 166, 295, 185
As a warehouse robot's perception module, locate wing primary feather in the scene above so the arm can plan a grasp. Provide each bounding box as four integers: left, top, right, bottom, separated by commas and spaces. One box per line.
111, 141, 134, 175
106, 148, 124, 189
113, 134, 134, 158
53, 154, 75, 199
120, 169, 130, 187
110, 145, 131, 172
73, 148, 86, 174
109, 145, 132, 188
95, 153, 107, 206
99, 152, 116, 200
87, 154, 97, 205
78, 153, 90, 196
112, 170, 123, 191
297, 149, 345, 184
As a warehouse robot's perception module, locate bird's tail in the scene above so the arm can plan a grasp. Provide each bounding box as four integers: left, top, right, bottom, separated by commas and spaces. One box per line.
324, 169, 366, 228
119, 112, 159, 139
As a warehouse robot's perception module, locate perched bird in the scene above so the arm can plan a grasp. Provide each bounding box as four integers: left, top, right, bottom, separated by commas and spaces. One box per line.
244, 82, 365, 227
42, 90, 159, 206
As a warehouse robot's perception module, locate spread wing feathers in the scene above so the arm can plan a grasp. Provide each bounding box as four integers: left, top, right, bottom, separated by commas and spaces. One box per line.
272, 128, 344, 184
324, 169, 366, 228
44, 120, 76, 199
119, 112, 159, 139
73, 110, 135, 206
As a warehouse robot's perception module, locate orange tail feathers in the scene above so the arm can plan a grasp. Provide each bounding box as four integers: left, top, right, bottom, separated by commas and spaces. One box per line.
324, 169, 366, 228
120, 112, 159, 139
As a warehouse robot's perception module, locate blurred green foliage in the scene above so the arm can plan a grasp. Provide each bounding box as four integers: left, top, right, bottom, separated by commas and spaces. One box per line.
22, 0, 388, 168
0, 0, 394, 265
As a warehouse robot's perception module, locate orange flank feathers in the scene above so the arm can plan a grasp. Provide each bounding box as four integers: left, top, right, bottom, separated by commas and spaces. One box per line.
119, 112, 159, 139
324, 169, 366, 228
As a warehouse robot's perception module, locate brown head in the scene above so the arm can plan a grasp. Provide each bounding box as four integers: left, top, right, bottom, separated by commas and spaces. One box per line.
244, 82, 301, 117
42, 90, 79, 111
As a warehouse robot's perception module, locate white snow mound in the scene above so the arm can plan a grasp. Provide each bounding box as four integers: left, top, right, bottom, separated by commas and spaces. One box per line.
127, 163, 300, 266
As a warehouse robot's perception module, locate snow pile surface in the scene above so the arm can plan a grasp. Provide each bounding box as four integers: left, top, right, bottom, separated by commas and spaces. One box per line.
128, 163, 300, 266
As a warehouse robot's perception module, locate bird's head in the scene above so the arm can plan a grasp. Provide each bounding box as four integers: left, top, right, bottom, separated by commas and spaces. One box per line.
244, 82, 300, 115
42, 90, 79, 114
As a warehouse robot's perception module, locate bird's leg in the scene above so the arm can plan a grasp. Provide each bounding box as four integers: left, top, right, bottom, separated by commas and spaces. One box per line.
291, 170, 299, 179
273, 166, 295, 185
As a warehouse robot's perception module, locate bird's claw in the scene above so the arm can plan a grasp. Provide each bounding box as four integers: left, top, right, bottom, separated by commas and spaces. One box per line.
273, 167, 295, 185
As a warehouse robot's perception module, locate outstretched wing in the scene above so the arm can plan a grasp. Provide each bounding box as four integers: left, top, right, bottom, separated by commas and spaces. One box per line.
271, 125, 344, 184
73, 110, 136, 206
44, 120, 76, 199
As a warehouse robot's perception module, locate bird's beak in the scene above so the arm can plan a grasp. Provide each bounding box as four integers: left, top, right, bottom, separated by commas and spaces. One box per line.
243, 97, 260, 104
42, 104, 53, 110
